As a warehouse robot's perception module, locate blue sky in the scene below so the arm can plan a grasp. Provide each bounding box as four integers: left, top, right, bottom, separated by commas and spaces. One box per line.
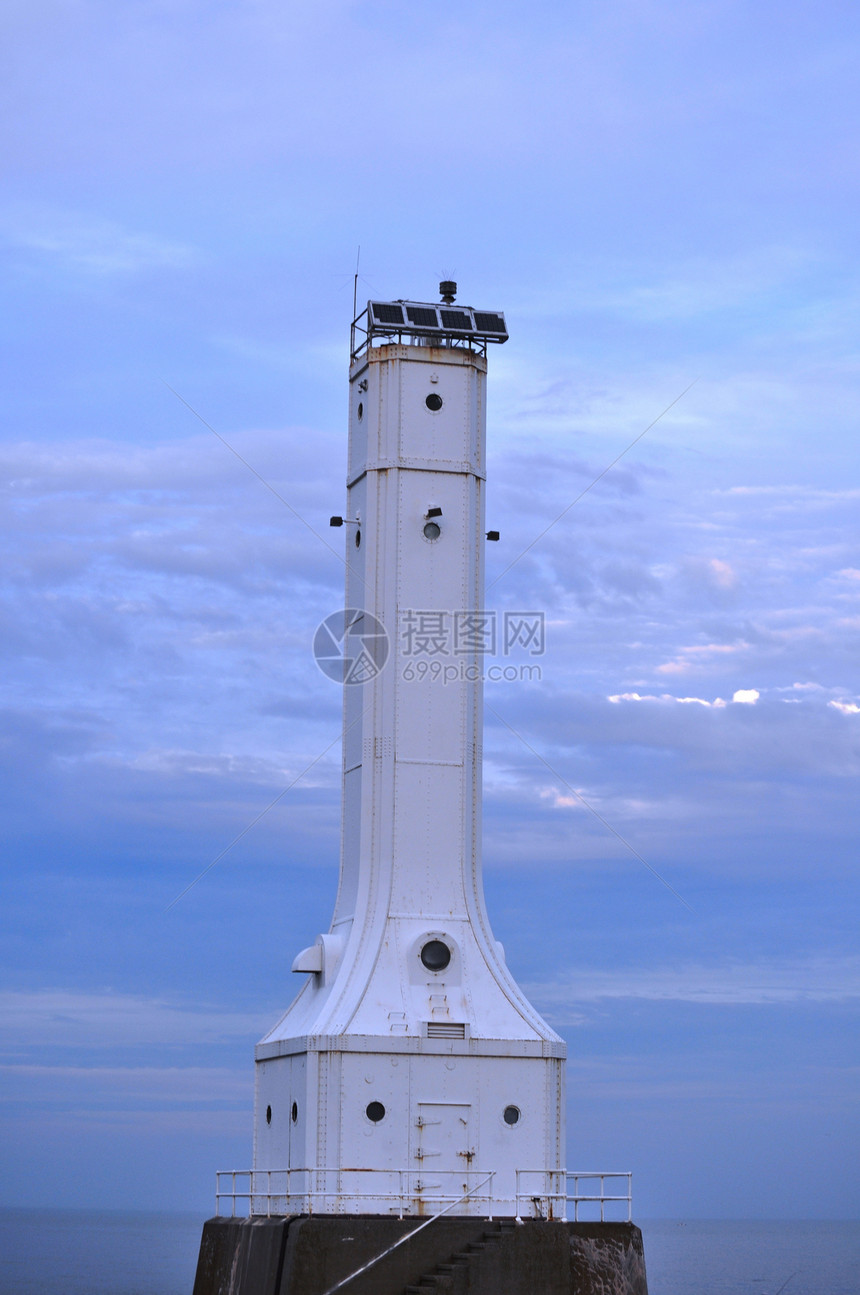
1, 0, 858, 1218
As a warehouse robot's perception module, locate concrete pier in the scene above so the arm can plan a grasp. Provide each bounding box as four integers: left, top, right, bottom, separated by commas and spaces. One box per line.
192, 1215, 648, 1295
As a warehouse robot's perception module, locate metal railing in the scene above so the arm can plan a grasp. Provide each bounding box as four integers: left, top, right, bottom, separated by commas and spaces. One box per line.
514, 1170, 632, 1222
216, 1167, 497, 1220
216, 1167, 631, 1222
349, 305, 492, 364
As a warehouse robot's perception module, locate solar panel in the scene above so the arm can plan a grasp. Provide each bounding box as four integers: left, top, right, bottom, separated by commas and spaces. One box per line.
406, 306, 439, 327
472, 312, 506, 333
440, 309, 472, 330
361, 300, 508, 350
372, 303, 405, 325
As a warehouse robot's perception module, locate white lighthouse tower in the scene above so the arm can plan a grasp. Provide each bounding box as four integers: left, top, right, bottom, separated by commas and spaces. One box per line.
252, 288, 566, 1219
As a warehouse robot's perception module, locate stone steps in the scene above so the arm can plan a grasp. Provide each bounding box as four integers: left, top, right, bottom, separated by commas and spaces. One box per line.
402, 1221, 516, 1295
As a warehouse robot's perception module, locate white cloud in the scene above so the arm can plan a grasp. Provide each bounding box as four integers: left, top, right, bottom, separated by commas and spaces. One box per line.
525, 955, 860, 1011
731, 688, 759, 704
0, 990, 269, 1049
720, 486, 860, 502
0, 1063, 249, 1105
829, 700, 860, 715
657, 642, 750, 674
540, 788, 584, 810
707, 558, 736, 589
655, 660, 691, 676
1, 208, 198, 274
572, 246, 818, 324
608, 691, 728, 708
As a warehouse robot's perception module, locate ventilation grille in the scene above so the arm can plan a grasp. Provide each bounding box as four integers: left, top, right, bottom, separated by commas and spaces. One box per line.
426, 1022, 466, 1039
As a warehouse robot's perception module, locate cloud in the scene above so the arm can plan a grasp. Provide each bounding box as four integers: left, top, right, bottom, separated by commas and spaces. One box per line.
656, 643, 750, 675
582, 245, 816, 323
607, 691, 728, 708
0, 1063, 249, 1106
0, 0, 858, 1223
731, 688, 759, 704
525, 955, 860, 1012
0, 990, 270, 1050
1, 209, 198, 275
829, 700, 860, 715
707, 558, 736, 590
721, 485, 860, 502
0, 431, 346, 778
540, 789, 583, 810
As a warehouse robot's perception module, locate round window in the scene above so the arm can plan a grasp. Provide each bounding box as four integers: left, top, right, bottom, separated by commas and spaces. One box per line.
423, 521, 441, 541
420, 939, 451, 972
425, 393, 443, 411
357, 401, 364, 420
266, 1105, 272, 1125
355, 528, 361, 548
366, 1101, 386, 1123
291, 1101, 298, 1123
503, 1105, 521, 1126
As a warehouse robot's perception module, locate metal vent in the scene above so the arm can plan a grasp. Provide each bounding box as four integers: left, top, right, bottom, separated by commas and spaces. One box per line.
426, 1021, 466, 1039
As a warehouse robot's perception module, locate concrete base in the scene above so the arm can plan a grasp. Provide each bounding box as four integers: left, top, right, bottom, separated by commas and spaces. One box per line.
192, 1215, 648, 1295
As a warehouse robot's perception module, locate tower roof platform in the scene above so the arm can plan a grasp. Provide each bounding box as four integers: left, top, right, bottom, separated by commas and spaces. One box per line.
351, 298, 508, 361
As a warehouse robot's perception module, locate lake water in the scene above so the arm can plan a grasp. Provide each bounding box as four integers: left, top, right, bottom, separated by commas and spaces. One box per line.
643, 1219, 860, 1294
0, 1210, 857, 1294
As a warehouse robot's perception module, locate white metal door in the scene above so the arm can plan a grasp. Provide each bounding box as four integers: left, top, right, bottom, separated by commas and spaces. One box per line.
415, 1103, 474, 1211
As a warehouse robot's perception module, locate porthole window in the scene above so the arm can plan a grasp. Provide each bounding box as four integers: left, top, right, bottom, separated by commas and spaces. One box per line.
420, 939, 451, 972
366, 1101, 386, 1123
291, 1101, 298, 1123
355, 528, 361, 548
425, 393, 443, 411
423, 521, 441, 541
266, 1105, 272, 1125
357, 402, 363, 420
503, 1105, 520, 1126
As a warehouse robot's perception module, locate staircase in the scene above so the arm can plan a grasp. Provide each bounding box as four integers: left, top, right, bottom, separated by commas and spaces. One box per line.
403, 1220, 517, 1294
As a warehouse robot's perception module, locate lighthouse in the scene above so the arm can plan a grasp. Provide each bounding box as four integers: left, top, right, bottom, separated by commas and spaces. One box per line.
193, 288, 648, 1295
253, 289, 565, 1218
